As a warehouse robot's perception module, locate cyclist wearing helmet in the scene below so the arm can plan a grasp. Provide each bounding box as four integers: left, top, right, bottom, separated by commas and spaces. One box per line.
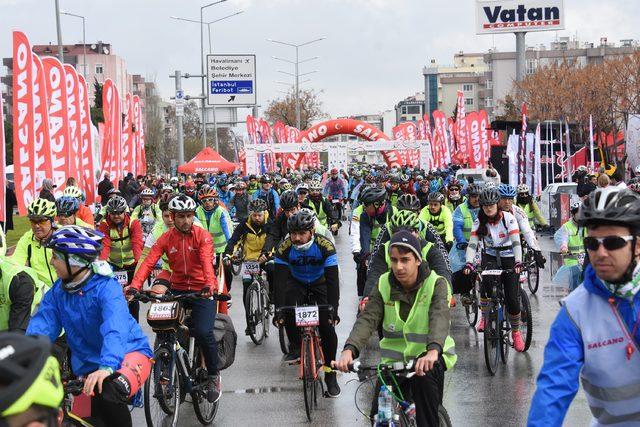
387, 175, 403, 207
529, 188, 640, 425
463, 188, 525, 351
351, 186, 396, 297
0, 334, 63, 426
217, 179, 233, 209
247, 174, 259, 196
228, 180, 250, 223
130, 187, 161, 239
273, 210, 341, 397
516, 184, 548, 229
94, 188, 122, 223
97, 196, 143, 319
296, 182, 310, 205
12, 199, 58, 287
27, 225, 152, 426
553, 201, 586, 291
128, 194, 223, 402
0, 254, 44, 333
62, 186, 94, 227
323, 167, 348, 204
419, 192, 454, 250
56, 196, 91, 228
446, 180, 465, 212
416, 178, 431, 209
399, 173, 414, 195
252, 175, 280, 223
304, 180, 340, 232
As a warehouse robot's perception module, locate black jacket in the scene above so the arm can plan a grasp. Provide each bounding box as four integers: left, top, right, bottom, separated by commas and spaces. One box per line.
263, 211, 288, 255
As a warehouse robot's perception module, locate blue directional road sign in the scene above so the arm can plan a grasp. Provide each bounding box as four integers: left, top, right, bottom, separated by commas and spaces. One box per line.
207, 54, 257, 106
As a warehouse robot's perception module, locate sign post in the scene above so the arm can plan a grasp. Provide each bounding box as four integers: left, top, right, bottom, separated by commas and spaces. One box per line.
206, 54, 257, 106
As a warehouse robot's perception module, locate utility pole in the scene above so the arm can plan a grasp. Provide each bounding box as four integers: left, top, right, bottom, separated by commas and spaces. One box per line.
170, 70, 185, 165
54, 0, 64, 62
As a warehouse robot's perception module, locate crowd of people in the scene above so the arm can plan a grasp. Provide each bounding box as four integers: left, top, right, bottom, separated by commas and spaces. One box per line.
1, 161, 639, 427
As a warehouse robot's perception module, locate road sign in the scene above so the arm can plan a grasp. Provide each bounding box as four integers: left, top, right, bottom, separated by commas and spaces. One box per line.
175, 89, 185, 117
207, 54, 256, 106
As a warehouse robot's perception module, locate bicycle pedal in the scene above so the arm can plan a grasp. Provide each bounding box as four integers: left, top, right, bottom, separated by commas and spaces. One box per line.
158, 376, 170, 385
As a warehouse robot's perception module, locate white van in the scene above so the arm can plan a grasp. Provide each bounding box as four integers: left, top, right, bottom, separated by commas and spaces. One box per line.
455, 168, 500, 186
540, 182, 579, 225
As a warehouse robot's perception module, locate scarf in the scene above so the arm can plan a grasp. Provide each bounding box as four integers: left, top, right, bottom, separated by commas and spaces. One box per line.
604, 263, 640, 300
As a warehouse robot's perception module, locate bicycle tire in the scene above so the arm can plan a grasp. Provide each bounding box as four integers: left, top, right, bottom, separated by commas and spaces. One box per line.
465, 282, 479, 327
260, 284, 271, 338
438, 405, 453, 427
520, 287, 533, 351
302, 337, 315, 422
500, 305, 510, 365
483, 305, 499, 376
192, 350, 219, 425
144, 347, 180, 427
245, 282, 266, 345
231, 260, 241, 276
527, 262, 540, 294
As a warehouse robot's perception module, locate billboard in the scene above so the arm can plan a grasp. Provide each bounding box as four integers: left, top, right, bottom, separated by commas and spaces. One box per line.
476, 0, 565, 34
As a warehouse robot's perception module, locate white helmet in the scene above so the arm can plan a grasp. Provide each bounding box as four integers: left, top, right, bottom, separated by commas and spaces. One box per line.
484, 182, 496, 190
168, 194, 197, 213
517, 184, 530, 194
140, 188, 154, 198
309, 180, 322, 191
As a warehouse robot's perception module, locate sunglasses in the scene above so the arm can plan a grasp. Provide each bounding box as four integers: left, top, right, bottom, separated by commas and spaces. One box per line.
202, 198, 216, 203
298, 191, 309, 196
584, 235, 634, 251
29, 218, 50, 225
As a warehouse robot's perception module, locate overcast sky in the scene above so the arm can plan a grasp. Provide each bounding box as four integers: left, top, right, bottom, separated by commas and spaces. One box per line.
1, 0, 639, 120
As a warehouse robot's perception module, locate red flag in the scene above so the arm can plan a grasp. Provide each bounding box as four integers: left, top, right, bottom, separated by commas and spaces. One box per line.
0, 91, 6, 223
455, 91, 469, 164
102, 79, 121, 185
12, 31, 36, 215
32, 55, 53, 195
519, 103, 528, 184
466, 111, 486, 168
78, 74, 96, 204
42, 57, 70, 195
63, 65, 82, 184
133, 95, 145, 175
479, 110, 491, 167
121, 94, 133, 176
432, 111, 449, 169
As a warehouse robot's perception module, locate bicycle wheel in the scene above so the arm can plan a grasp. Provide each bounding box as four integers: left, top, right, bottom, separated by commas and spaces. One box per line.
483, 305, 500, 376
260, 284, 271, 338
520, 287, 533, 351
279, 326, 290, 355
231, 260, 241, 276
144, 346, 180, 427
245, 282, 266, 345
465, 281, 479, 327
438, 405, 453, 427
527, 261, 540, 294
192, 350, 219, 425
500, 306, 510, 365
302, 337, 315, 422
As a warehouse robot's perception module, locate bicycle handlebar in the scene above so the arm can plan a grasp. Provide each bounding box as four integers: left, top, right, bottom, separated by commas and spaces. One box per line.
347, 359, 441, 375
128, 289, 231, 303
275, 304, 334, 316
64, 379, 85, 396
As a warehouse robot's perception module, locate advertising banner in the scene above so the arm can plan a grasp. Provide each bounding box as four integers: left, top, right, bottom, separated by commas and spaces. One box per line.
63, 64, 82, 185
476, 0, 565, 34
32, 55, 53, 194
121, 93, 132, 176
78, 74, 96, 204
0, 91, 6, 223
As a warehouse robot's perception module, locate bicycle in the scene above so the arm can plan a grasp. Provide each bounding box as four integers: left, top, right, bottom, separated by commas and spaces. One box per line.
61, 378, 93, 427
346, 359, 452, 426
521, 241, 540, 294
275, 304, 334, 422
242, 259, 272, 345
131, 290, 230, 427
478, 266, 533, 375
463, 275, 480, 327
230, 244, 244, 276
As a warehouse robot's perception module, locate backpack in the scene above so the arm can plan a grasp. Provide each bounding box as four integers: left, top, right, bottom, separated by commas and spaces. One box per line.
214, 313, 237, 370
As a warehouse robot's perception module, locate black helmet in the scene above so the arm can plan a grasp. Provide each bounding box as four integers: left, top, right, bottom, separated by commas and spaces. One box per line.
467, 183, 483, 196
359, 186, 387, 205
280, 190, 299, 210
479, 188, 500, 206
261, 175, 273, 184
106, 196, 128, 214
577, 187, 640, 229
397, 193, 421, 212
287, 209, 315, 232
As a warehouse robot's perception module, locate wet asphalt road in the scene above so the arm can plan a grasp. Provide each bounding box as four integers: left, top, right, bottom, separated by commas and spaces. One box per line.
132, 231, 592, 427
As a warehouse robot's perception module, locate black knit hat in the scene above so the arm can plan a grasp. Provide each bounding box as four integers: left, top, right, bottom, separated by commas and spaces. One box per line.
389, 229, 422, 261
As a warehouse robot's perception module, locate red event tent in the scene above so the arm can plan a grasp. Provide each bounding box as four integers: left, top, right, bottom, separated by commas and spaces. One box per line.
177, 147, 239, 174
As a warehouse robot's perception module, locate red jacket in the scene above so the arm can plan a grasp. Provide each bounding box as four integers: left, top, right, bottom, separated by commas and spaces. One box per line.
77, 204, 95, 227
130, 226, 217, 293
98, 216, 143, 266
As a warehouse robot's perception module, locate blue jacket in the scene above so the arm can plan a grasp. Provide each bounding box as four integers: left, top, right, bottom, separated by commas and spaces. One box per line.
253, 188, 280, 218
27, 274, 152, 376
452, 200, 478, 244
528, 265, 640, 426
218, 188, 233, 208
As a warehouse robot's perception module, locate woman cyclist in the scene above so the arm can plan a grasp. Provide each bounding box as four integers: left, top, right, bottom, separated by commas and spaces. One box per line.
463, 187, 525, 352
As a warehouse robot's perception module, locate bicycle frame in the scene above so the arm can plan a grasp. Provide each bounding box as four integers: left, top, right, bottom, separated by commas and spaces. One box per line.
299, 327, 325, 381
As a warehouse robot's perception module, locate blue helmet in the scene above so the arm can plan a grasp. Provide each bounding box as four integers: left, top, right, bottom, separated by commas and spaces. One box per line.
498, 184, 517, 199
55, 196, 80, 216
429, 180, 442, 193
45, 225, 104, 261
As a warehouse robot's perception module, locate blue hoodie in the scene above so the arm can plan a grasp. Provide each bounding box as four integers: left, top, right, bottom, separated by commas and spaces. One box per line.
528, 264, 640, 426
27, 273, 152, 376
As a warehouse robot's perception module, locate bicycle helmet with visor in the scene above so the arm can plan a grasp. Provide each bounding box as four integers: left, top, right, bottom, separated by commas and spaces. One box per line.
479, 188, 501, 206
397, 193, 421, 212
287, 209, 316, 232
55, 196, 80, 217
280, 190, 299, 210
27, 199, 57, 220
168, 194, 197, 213
106, 196, 128, 214
389, 210, 421, 233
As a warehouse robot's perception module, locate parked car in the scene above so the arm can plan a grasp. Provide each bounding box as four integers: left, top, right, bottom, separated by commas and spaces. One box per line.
540, 182, 579, 226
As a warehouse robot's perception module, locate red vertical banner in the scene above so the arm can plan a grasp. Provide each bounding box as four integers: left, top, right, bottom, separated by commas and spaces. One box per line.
101, 79, 120, 185
258, 118, 275, 171
479, 109, 491, 167
12, 31, 36, 215
432, 111, 449, 169
32, 55, 53, 195
101, 79, 113, 180
0, 91, 6, 223
77, 74, 96, 204
133, 95, 144, 176
455, 90, 469, 165
466, 111, 486, 168
121, 94, 132, 176
113, 86, 123, 184
42, 57, 70, 195
63, 65, 82, 183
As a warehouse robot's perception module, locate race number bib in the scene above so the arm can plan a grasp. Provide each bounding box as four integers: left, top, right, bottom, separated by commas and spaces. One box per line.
295, 306, 320, 327
242, 261, 260, 279
113, 271, 129, 287
147, 302, 178, 321
481, 269, 503, 276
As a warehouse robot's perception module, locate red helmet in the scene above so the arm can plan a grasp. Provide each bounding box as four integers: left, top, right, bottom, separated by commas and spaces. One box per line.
330, 168, 338, 175
198, 185, 219, 200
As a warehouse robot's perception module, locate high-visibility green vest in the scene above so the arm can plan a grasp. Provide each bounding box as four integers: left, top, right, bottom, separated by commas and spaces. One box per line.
520, 203, 536, 229
459, 203, 474, 241
354, 205, 397, 251
151, 222, 171, 271
109, 225, 135, 268
383, 240, 432, 266
389, 191, 400, 208
308, 199, 328, 227
564, 220, 586, 267
420, 207, 446, 236
0, 257, 44, 331
378, 272, 457, 369
196, 206, 230, 254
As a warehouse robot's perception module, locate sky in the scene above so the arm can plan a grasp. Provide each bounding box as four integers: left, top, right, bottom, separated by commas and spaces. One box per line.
1, 0, 639, 120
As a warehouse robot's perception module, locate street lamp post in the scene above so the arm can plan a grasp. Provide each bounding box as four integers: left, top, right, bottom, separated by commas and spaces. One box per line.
54, 0, 64, 62
171, 11, 244, 54
61, 11, 87, 81
268, 37, 325, 129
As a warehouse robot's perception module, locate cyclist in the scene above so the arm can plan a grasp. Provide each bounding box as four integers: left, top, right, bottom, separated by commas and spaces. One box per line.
445, 180, 465, 212
94, 188, 122, 223
516, 184, 548, 229
195, 185, 233, 290
130, 187, 161, 239
183, 180, 197, 202
333, 230, 456, 426
0, 333, 63, 426
247, 174, 259, 196
416, 178, 431, 209
253, 175, 280, 223
229, 180, 250, 224
128, 194, 222, 403
296, 182, 310, 206
529, 187, 640, 425
304, 180, 339, 233
56, 196, 92, 228
463, 187, 525, 351
0, 256, 43, 333
12, 199, 58, 287
97, 195, 143, 320
387, 175, 403, 207
217, 178, 233, 209
323, 168, 348, 214
351, 186, 396, 297
419, 192, 454, 251
62, 186, 95, 227
273, 209, 340, 396
553, 201, 586, 291
399, 173, 414, 195
26, 226, 152, 426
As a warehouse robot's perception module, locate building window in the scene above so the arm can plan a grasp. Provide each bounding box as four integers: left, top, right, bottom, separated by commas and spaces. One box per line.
95, 64, 104, 74
463, 84, 473, 92
401, 106, 407, 114
526, 59, 536, 75
485, 97, 493, 107
486, 80, 493, 89
465, 98, 474, 106
407, 105, 421, 115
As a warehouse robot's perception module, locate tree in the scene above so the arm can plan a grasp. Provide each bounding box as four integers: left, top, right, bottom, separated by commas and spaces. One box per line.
91, 79, 104, 124
494, 94, 520, 121
3, 119, 12, 165
264, 88, 327, 130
